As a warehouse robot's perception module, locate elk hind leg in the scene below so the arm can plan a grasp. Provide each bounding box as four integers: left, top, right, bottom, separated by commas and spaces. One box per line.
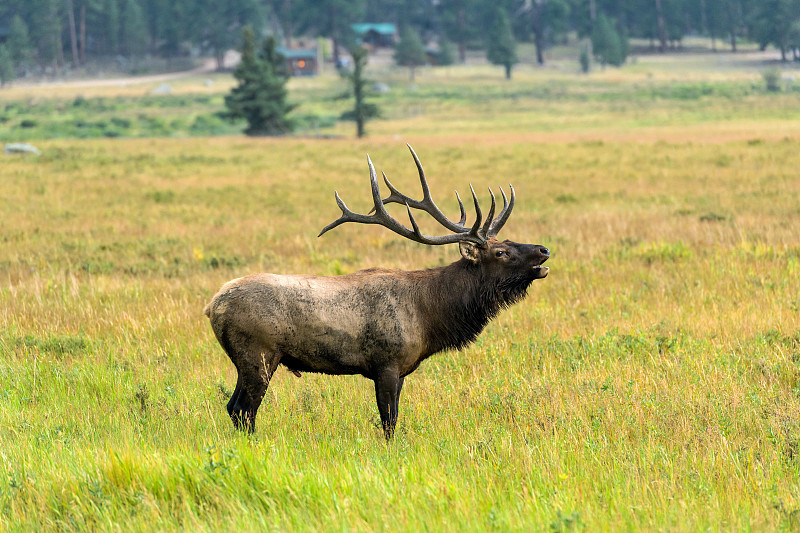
374, 373, 404, 440
230, 352, 281, 433
226, 375, 242, 422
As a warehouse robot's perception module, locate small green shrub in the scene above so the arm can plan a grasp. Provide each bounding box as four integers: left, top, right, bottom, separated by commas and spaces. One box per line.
555, 193, 578, 204
762, 68, 781, 92
16, 334, 90, 357
146, 190, 176, 203
579, 44, 590, 73
110, 117, 132, 129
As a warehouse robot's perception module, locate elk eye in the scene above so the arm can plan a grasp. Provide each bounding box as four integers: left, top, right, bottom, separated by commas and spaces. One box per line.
496, 250, 505, 257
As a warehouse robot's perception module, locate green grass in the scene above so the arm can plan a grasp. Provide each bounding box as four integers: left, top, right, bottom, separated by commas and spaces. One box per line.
2, 52, 800, 530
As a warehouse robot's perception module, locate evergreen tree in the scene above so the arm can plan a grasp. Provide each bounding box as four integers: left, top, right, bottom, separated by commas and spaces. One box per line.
437, 39, 456, 66
105, 0, 120, 54
523, 0, 570, 65
29, 0, 64, 69
224, 28, 295, 136
120, 0, 148, 56
592, 13, 626, 66
750, 0, 800, 61
0, 45, 15, 86
439, 0, 483, 63
486, 8, 518, 79
394, 26, 427, 82
346, 46, 379, 137
8, 15, 33, 68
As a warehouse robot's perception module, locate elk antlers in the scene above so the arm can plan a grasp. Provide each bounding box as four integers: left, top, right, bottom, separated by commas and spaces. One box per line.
318, 145, 515, 246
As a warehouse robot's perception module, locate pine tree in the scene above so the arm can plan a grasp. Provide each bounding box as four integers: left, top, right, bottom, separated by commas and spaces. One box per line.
8, 15, 33, 68
120, 0, 148, 57
224, 28, 295, 136
345, 46, 380, 137
0, 45, 15, 86
437, 39, 456, 66
393, 26, 427, 82
105, 0, 120, 54
592, 14, 626, 67
486, 8, 518, 79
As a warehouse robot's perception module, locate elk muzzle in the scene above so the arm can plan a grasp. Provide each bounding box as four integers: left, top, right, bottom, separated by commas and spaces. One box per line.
528, 244, 550, 279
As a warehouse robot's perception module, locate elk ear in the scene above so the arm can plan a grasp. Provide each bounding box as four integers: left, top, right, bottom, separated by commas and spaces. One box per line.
459, 241, 482, 263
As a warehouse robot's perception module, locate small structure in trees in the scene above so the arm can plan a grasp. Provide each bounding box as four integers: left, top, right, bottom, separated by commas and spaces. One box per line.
224, 27, 295, 136
486, 8, 518, 79
352, 23, 397, 48
394, 26, 427, 82
277, 47, 319, 76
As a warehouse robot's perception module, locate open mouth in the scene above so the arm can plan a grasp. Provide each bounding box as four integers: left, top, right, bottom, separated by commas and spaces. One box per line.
532, 265, 549, 278
532, 256, 549, 278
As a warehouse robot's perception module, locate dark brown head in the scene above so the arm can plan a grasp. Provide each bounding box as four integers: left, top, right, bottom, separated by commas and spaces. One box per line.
459, 238, 549, 280
457, 237, 549, 310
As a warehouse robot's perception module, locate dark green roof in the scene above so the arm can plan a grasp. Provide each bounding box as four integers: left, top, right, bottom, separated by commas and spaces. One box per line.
351, 23, 396, 36
276, 47, 317, 59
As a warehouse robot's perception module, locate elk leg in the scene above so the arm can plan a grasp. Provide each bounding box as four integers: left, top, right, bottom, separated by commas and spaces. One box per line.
227, 375, 243, 425
231, 353, 281, 433
374, 372, 403, 440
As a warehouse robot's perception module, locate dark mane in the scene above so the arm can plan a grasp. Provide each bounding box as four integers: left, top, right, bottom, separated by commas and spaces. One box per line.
416, 259, 535, 356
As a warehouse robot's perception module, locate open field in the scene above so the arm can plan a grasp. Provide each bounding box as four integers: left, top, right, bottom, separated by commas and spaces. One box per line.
2, 50, 800, 531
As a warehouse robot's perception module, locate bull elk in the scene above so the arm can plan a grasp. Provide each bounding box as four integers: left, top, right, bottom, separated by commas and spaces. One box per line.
204, 146, 550, 439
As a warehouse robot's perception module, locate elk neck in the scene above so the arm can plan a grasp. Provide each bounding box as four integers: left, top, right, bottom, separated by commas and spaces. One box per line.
411, 257, 534, 357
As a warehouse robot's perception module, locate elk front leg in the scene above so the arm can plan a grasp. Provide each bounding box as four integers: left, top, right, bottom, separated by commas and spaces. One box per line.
374, 372, 404, 440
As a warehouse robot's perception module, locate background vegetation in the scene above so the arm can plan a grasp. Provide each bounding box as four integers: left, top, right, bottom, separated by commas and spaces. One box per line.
1, 41, 800, 532
3, 0, 800, 83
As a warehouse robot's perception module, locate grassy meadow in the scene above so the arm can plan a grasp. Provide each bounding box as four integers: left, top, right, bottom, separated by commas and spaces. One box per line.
2, 48, 800, 530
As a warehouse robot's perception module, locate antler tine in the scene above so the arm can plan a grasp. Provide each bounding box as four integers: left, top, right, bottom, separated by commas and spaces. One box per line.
454, 190, 467, 226
407, 143, 433, 202
468, 184, 483, 237
487, 185, 515, 237
479, 188, 496, 239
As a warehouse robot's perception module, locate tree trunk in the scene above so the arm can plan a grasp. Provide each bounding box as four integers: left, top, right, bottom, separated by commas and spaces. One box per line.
655, 0, 667, 53
533, 28, 544, 64
532, 4, 545, 65
727, 0, 737, 52
409, 65, 415, 82
283, 0, 293, 48
66, 0, 79, 68
504, 63, 511, 79
329, 5, 340, 67
79, 3, 86, 64
56, 32, 65, 71
457, 6, 466, 63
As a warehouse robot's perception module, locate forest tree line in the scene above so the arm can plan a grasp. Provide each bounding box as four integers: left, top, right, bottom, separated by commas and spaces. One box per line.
1, 0, 800, 78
